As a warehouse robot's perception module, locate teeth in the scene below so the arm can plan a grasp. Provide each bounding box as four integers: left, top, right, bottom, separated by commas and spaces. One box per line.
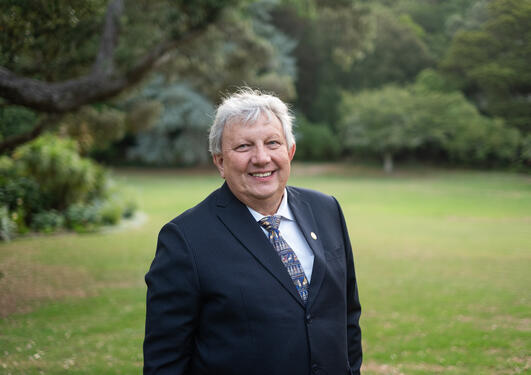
252, 172, 272, 177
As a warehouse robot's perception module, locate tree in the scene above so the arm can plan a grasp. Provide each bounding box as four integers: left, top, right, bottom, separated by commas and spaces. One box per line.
126, 78, 214, 166
293, 114, 341, 161
0, 0, 238, 152
339, 86, 424, 173
338, 72, 520, 171
272, 1, 371, 126
163, 0, 297, 103
412, 76, 520, 165
441, 0, 531, 133
342, 6, 434, 91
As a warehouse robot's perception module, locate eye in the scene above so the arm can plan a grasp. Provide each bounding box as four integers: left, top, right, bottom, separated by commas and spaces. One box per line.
234, 144, 250, 151
267, 140, 281, 148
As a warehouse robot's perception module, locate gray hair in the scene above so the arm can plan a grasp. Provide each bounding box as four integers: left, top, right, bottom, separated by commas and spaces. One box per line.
208, 88, 295, 155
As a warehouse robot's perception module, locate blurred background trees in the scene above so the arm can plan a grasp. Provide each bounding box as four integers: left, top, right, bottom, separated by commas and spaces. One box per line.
1, 0, 530, 237
441, 0, 531, 134
279, 0, 529, 170
2, 0, 529, 169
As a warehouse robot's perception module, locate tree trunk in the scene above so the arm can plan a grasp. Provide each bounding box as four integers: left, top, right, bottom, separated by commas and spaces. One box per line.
383, 152, 393, 173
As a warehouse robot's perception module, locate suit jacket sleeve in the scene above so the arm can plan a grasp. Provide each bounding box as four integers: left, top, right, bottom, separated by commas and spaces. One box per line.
334, 197, 363, 375
144, 221, 201, 375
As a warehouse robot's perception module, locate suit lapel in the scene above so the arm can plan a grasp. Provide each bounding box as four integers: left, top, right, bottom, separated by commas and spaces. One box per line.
215, 183, 305, 308
287, 186, 327, 310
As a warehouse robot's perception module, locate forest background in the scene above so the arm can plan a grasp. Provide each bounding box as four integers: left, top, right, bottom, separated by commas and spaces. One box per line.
1, 0, 530, 173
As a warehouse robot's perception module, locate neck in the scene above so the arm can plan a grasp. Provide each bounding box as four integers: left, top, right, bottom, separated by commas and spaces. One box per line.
247, 197, 282, 217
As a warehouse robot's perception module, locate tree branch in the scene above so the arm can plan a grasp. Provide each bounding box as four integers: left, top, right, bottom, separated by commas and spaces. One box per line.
0, 1, 223, 114
0, 115, 61, 154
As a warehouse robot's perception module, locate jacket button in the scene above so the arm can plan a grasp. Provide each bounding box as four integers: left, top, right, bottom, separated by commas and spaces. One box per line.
306, 314, 312, 323
311, 363, 319, 373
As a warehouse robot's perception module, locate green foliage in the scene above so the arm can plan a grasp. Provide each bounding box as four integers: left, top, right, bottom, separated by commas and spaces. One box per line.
2, 0, 526, 171
0, 105, 37, 141
124, 100, 163, 134
339, 86, 424, 157
0, 0, 107, 79
127, 79, 214, 166
12, 134, 107, 210
0, 0, 243, 163
0, 134, 136, 238
102, 0, 298, 165
0, 155, 45, 232
343, 6, 434, 91
0, 177, 43, 231
98, 196, 125, 225
339, 74, 521, 168
414, 68, 459, 93
294, 115, 341, 161
59, 106, 127, 154
0, 0, 239, 80
385, 0, 478, 58
521, 134, 531, 165
441, 0, 531, 133
65, 203, 102, 232
0, 205, 16, 241
249, 0, 298, 79
122, 194, 138, 219
0, 157, 44, 213
274, 1, 371, 125
30, 210, 65, 233
165, 0, 298, 102
64, 194, 138, 232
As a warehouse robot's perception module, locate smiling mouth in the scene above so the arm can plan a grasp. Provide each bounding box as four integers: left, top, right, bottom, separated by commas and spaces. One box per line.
250, 171, 273, 177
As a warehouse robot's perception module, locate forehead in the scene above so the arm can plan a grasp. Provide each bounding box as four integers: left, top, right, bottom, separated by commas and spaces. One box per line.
223, 112, 283, 139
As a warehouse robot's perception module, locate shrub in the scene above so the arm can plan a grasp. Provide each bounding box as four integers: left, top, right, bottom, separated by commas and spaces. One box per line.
294, 116, 341, 161
122, 197, 138, 219
0, 205, 16, 241
0, 156, 44, 232
0, 134, 138, 239
0, 176, 45, 216
98, 197, 125, 225
13, 134, 107, 210
65, 203, 102, 232
31, 210, 65, 233
0, 106, 37, 141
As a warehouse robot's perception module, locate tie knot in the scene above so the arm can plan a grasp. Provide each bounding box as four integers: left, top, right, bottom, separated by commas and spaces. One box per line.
259, 215, 281, 232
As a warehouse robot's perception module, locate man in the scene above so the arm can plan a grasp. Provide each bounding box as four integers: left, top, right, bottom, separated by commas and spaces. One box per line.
144, 89, 362, 375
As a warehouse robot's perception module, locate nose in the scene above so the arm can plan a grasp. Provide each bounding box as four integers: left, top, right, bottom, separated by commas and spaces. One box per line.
251, 144, 271, 165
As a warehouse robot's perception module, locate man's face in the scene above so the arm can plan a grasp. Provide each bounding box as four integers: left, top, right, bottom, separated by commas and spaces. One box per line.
213, 114, 295, 215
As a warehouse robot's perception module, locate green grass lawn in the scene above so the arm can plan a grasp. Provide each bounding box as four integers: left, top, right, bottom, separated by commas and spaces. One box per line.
1, 165, 530, 374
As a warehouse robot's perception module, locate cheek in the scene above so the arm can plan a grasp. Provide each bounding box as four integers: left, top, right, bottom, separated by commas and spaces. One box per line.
273, 151, 291, 166
226, 155, 249, 174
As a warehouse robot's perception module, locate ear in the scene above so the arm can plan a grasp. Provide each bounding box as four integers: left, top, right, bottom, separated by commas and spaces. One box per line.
288, 144, 296, 161
212, 154, 225, 179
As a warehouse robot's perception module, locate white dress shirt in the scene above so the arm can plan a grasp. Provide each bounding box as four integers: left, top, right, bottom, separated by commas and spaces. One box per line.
247, 190, 315, 282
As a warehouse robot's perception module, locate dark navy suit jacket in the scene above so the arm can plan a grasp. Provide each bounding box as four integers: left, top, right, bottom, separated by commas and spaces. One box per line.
144, 183, 362, 375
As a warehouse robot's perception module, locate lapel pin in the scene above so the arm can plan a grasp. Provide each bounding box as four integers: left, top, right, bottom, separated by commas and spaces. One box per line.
310, 232, 317, 240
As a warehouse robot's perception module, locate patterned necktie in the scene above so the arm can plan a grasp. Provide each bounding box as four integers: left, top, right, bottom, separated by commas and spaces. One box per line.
259, 215, 309, 303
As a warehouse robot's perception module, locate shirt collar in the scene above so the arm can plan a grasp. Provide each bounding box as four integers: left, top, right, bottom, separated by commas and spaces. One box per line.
247, 188, 294, 222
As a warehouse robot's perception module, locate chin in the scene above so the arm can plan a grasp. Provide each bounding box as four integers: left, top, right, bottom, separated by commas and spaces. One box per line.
251, 189, 276, 199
